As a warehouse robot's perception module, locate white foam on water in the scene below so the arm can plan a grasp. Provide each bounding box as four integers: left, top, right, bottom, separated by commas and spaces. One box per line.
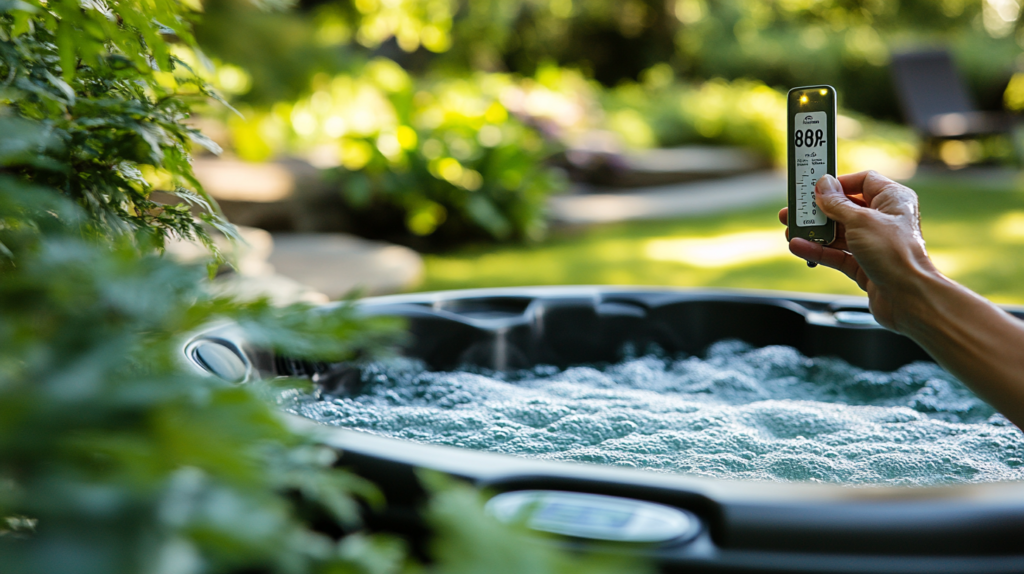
282, 340, 1024, 485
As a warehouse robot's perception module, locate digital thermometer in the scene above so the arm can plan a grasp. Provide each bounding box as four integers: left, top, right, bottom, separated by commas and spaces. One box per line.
787, 85, 837, 245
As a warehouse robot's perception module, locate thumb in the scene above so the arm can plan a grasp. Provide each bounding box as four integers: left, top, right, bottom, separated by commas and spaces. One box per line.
815, 174, 863, 224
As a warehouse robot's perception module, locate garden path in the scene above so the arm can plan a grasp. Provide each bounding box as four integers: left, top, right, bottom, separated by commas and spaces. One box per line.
551, 170, 786, 224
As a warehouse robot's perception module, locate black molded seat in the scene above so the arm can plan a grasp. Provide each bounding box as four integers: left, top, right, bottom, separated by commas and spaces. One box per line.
890, 49, 1016, 164
890, 49, 1007, 138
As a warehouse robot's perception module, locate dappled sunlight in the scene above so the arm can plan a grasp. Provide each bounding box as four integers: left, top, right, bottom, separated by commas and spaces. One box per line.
599, 269, 643, 284
421, 185, 1024, 299
839, 139, 917, 180
644, 229, 788, 268
426, 259, 478, 282
426, 249, 575, 287
717, 261, 865, 296
930, 249, 1000, 278
992, 211, 1024, 243
580, 239, 640, 262
981, 290, 1024, 305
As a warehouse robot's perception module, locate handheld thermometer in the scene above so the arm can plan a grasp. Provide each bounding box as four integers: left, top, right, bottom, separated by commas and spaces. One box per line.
787, 85, 837, 246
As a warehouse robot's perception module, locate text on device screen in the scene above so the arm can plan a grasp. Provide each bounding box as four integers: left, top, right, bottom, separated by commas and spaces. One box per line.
794, 111, 828, 227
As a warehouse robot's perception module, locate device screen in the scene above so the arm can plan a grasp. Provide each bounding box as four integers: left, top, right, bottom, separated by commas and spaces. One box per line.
793, 111, 828, 227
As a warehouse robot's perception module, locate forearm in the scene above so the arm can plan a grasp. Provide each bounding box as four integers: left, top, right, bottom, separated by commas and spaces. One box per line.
895, 272, 1024, 428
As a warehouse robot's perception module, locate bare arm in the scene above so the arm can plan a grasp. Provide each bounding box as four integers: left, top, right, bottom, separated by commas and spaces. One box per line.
779, 171, 1024, 428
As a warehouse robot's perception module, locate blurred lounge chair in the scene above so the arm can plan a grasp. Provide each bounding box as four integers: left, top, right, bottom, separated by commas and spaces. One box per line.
560, 143, 769, 189
889, 49, 1017, 164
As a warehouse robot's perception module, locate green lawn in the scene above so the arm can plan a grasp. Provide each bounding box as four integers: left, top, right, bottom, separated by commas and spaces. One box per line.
417, 178, 1024, 305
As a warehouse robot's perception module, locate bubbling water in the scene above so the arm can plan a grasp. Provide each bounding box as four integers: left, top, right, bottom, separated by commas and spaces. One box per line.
283, 340, 1024, 485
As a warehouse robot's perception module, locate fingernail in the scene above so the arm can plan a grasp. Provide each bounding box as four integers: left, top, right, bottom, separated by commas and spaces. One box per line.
806, 261, 818, 268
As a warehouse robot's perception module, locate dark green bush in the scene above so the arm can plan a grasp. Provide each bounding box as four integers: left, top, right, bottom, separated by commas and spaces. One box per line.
325, 72, 563, 246
207, 0, 1018, 122
227, 62, 565, 247
0, 215, 402, 574
0, 0, 235, 259
0, 4, 406, 571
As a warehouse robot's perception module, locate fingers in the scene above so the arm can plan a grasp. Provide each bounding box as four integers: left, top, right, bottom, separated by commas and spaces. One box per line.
816, 175, 867, 225
779, 208, 789, 240
838, 170, 902, 207
836, 171, 873, 195
789, 238, 864, 289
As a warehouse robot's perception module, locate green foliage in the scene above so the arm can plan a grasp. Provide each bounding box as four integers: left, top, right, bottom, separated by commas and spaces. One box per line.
326, 126, 559, 244
301, 0, 679, 85
0, 0, 235, 258
326, 74, 562, 244
669, 0, 1018, 120
603, 73, 787, 159
222, 0, 1016, 122
421, 472, 652, 574
194, 0, 356, 106
233, 60, 564, 244
0, 185, 407, 574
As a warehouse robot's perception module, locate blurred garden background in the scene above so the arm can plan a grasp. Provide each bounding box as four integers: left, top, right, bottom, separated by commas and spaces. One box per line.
174, 0, 1024, 304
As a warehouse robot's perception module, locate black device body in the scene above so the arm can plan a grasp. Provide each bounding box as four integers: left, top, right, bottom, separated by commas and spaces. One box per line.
787, 85, 837, 245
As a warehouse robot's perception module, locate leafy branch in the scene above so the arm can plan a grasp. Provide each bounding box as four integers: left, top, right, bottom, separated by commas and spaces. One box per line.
1, 0, 236, 261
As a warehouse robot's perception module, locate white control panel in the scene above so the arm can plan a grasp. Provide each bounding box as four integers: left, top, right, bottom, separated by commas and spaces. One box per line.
486, 490, 699, 544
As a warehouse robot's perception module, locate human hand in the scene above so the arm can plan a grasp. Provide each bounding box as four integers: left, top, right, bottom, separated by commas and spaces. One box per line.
778, 171, 940, 331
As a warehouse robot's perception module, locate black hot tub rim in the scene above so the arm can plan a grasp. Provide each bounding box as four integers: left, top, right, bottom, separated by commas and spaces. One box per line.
188, 286, 1024, 573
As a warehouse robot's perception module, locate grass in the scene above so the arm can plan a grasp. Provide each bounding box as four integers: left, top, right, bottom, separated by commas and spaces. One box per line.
416, 177, 1024, 305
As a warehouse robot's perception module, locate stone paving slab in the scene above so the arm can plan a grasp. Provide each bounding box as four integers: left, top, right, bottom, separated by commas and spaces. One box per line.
207, 272, 332, 305
267, 233, 423, 300
192, 157, 300, 202
165, 226, 333, 304
167, 226, 423, 302
549, 170, 786, 224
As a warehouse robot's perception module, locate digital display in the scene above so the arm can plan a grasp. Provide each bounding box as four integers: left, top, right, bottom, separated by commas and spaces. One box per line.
793, 111, 828, 228
486, 490, 697, 544
533, 501, 634, 530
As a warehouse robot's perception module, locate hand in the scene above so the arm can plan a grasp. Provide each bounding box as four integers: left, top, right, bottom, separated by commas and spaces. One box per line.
778, 171, 940, 332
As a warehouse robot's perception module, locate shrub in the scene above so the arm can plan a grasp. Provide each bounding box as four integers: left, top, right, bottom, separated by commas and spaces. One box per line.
229, 61, 566, 246
196, 0, 1018, 124
0, 3, 404, 572
0, 211, 404, 574
0, 0, 235, 260
603, 75, 788, 161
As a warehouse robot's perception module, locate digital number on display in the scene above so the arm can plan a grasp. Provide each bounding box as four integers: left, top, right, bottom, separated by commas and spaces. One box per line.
793, 111, 828, 228
794, 128, 825, 148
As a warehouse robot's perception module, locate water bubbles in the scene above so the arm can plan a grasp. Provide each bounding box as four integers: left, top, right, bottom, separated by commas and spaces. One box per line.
285, 342, 1024, 485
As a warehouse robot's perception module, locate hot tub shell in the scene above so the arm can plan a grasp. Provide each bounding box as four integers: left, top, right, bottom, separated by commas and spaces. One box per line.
189, 287, 1024, 573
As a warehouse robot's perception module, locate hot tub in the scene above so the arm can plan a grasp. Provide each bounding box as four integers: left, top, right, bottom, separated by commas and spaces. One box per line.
187, 287, 1024, 573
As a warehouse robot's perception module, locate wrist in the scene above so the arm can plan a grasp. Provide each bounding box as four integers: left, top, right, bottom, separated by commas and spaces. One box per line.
886, 250, 948, 335
889, 263, 958, 337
